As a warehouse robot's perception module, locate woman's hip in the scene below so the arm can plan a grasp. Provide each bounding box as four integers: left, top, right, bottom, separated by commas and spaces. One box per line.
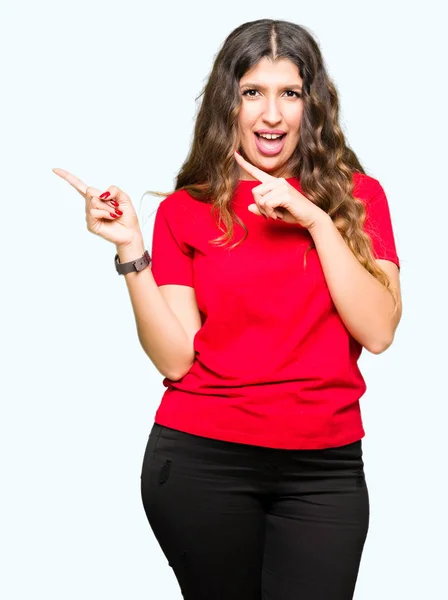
140, 422, 367, 497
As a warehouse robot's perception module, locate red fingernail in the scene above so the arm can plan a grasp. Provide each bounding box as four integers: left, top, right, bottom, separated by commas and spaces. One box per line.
114, 209, 123, 216
99, 191, 110, 199
110, 212, 118, 218
110, 200, 119, 207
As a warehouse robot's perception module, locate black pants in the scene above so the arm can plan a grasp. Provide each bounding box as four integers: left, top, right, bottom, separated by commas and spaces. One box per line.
140, 422, 370, 600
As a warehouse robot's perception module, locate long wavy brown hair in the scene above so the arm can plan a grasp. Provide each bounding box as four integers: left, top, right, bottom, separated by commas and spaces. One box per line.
141, 18, 399, 315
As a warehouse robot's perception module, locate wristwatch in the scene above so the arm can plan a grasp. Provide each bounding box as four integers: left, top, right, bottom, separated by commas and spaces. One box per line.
114, 249, 151, 275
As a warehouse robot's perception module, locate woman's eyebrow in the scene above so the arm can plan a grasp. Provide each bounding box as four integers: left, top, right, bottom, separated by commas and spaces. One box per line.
240, 82, 303, 90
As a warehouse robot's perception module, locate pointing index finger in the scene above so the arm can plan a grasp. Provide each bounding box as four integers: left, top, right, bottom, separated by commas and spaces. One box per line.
52, 168, 88, 197
234, 151, 276, 184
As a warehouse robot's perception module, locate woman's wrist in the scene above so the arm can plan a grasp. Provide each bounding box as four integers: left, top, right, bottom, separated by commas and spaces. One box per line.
115, 234, 146, 263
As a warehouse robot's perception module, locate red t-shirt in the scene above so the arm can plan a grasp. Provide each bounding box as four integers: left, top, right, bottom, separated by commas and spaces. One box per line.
149, 173, 400, 449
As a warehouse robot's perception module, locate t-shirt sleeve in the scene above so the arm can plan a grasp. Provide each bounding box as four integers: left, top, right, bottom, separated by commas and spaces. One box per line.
150, 199, 194, 286
363, 179, 401, 270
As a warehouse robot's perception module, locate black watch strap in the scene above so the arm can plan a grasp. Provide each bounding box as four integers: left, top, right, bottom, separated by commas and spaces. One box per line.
114, 249, 151, 275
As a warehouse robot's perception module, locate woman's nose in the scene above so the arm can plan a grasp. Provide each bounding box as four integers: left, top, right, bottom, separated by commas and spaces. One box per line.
262, 98, 282, 124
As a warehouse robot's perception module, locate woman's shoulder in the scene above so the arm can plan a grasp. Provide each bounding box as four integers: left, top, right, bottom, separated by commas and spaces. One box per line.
157, 187, 198, 216
352, 171, 383, 199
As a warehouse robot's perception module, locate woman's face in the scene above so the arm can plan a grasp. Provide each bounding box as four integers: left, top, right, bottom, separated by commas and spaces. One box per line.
237, 57, 304, 180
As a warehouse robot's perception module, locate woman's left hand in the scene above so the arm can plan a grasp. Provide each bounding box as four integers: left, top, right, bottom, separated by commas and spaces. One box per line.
234, 151, 326, 230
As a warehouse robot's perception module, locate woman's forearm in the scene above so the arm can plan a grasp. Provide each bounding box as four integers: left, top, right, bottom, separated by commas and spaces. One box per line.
116, 235, 194, 381
308, 214, 397, 354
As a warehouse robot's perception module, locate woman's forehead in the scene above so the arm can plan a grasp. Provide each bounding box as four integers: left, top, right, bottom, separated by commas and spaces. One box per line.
240, 58, 302, 85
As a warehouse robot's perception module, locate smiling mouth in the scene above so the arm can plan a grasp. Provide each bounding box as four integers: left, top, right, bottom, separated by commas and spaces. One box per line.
254, 132, 287, 155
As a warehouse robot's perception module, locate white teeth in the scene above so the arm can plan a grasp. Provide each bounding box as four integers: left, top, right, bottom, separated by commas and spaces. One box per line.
258, 133, 283, 140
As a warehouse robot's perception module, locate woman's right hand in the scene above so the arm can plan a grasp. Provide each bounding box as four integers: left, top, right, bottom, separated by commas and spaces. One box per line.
52, 168, 142, 247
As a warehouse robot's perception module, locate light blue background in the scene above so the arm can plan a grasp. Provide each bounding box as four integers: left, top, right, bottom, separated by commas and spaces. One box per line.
1, 0, 447, 598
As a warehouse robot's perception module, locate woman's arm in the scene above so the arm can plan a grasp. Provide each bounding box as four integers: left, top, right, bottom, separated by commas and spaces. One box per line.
117, 235, 195, 380
309, 213, 402, 354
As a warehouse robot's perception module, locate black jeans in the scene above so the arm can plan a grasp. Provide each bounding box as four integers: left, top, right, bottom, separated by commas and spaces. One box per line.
140, 422, 370, 600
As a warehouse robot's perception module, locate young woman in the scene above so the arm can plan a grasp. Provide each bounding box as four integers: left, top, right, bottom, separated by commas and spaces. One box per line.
53, 18, 402, 600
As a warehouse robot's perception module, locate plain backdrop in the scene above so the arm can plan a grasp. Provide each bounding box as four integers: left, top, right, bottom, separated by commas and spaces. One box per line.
1, 0, 447, 598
